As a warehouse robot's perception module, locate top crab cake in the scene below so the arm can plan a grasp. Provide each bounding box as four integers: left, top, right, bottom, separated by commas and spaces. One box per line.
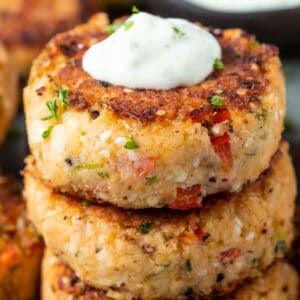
24, 13, 285, 209
0, 0, 101, 75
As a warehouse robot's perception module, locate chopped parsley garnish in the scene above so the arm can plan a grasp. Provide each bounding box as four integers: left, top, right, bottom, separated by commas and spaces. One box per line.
58, 87, 70, 108
173, 26, 185, 36
210, 95, 224, 107
162, 232, 173, 240
185, 259, 192, 272
41, 99, 58, 120
82, 200, 90, 206
245, 149, 257, 156
74, 163, 103, 171
124, 135, 139, 150
105, 23, 122, 34
251, 257, 262, 268
275, 240, 286, 253
138, 221, 154, 234
252, 110, 268, 122
124, 21, 134, 31
42, 125, 54, 139
145, 263, 170, 279
41, 87, 71, 138
74, 251, 80, 258
146, 176, 157, 185
132, 5, 140, 13
213, 58, 224, 70
215, 88, 224, 94
65, 60, 75, 66
97, 171, 109, 179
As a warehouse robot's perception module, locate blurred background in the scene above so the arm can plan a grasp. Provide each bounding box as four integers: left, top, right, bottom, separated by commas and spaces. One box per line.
0, 0, 299, 203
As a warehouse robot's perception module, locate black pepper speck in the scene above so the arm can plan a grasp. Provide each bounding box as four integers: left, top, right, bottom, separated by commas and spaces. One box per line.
216, 273, 225, 283
65, 158, 73, 166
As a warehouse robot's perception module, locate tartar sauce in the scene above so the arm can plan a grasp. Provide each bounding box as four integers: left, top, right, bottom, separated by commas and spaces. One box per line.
82, 12, 221, 90
184, 0, 300, 13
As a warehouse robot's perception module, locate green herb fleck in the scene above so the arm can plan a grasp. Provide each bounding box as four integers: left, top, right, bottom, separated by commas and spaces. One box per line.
74, 163, 103, 171
42, 125, 54, 139
97, 171, 109, 179
74, 251, 80, 258
245, 149, 257, 156
124, 135, 139, 150
124, 21, 134, 31
259, 132, 268, 140
173, 27, 185, 36
58, 88, 70, 108
145, 263, 170, 279
41, 99, 58, 120
210, 95, 224, 107
252, 110, 268, 122
66, 60, 75, 66
132, 5, 140, 13
213, 58, 224, 70
215, 88, 224, 94
250, 41, 260, 50
82, 200, 90, 206
146, 176, 157, 185
275, 240, 286, 253
186, 259, 192, 272
138, 221, 154, 234
105, 23, 122, 34
73, 297, 80, 300
251, 257, 262, 268
162, 232, 173, 240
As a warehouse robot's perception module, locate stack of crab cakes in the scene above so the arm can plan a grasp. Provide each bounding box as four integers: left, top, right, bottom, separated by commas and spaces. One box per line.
23, 12, 297, 300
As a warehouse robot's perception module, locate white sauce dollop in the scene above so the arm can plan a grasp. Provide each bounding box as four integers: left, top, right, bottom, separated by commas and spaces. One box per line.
184, 0, 300, 13
83, 12, 221, 90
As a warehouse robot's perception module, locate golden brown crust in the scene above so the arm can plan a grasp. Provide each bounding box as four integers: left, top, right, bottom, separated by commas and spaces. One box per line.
43, 252, 298, 300
25, 141, 296, 299
32, 15, 279, 125
25, 141, 289, 225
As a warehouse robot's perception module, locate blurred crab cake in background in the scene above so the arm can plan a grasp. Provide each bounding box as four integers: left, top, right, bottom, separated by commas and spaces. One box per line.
24, 12, 285, 209
0, 42, 18, 145
0, 0, 102, 76
42, 253, 299, 300
0, 176, 43, 300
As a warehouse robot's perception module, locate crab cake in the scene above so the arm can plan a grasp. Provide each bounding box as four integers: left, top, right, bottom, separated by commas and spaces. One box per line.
42, 254, 299, 300
0, 42, 18, 145
0, 0, 101, 75
0, 176, 43, 300
24, 13, 285, 209
24, 142, 296, 300
223, 261, 299, 300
